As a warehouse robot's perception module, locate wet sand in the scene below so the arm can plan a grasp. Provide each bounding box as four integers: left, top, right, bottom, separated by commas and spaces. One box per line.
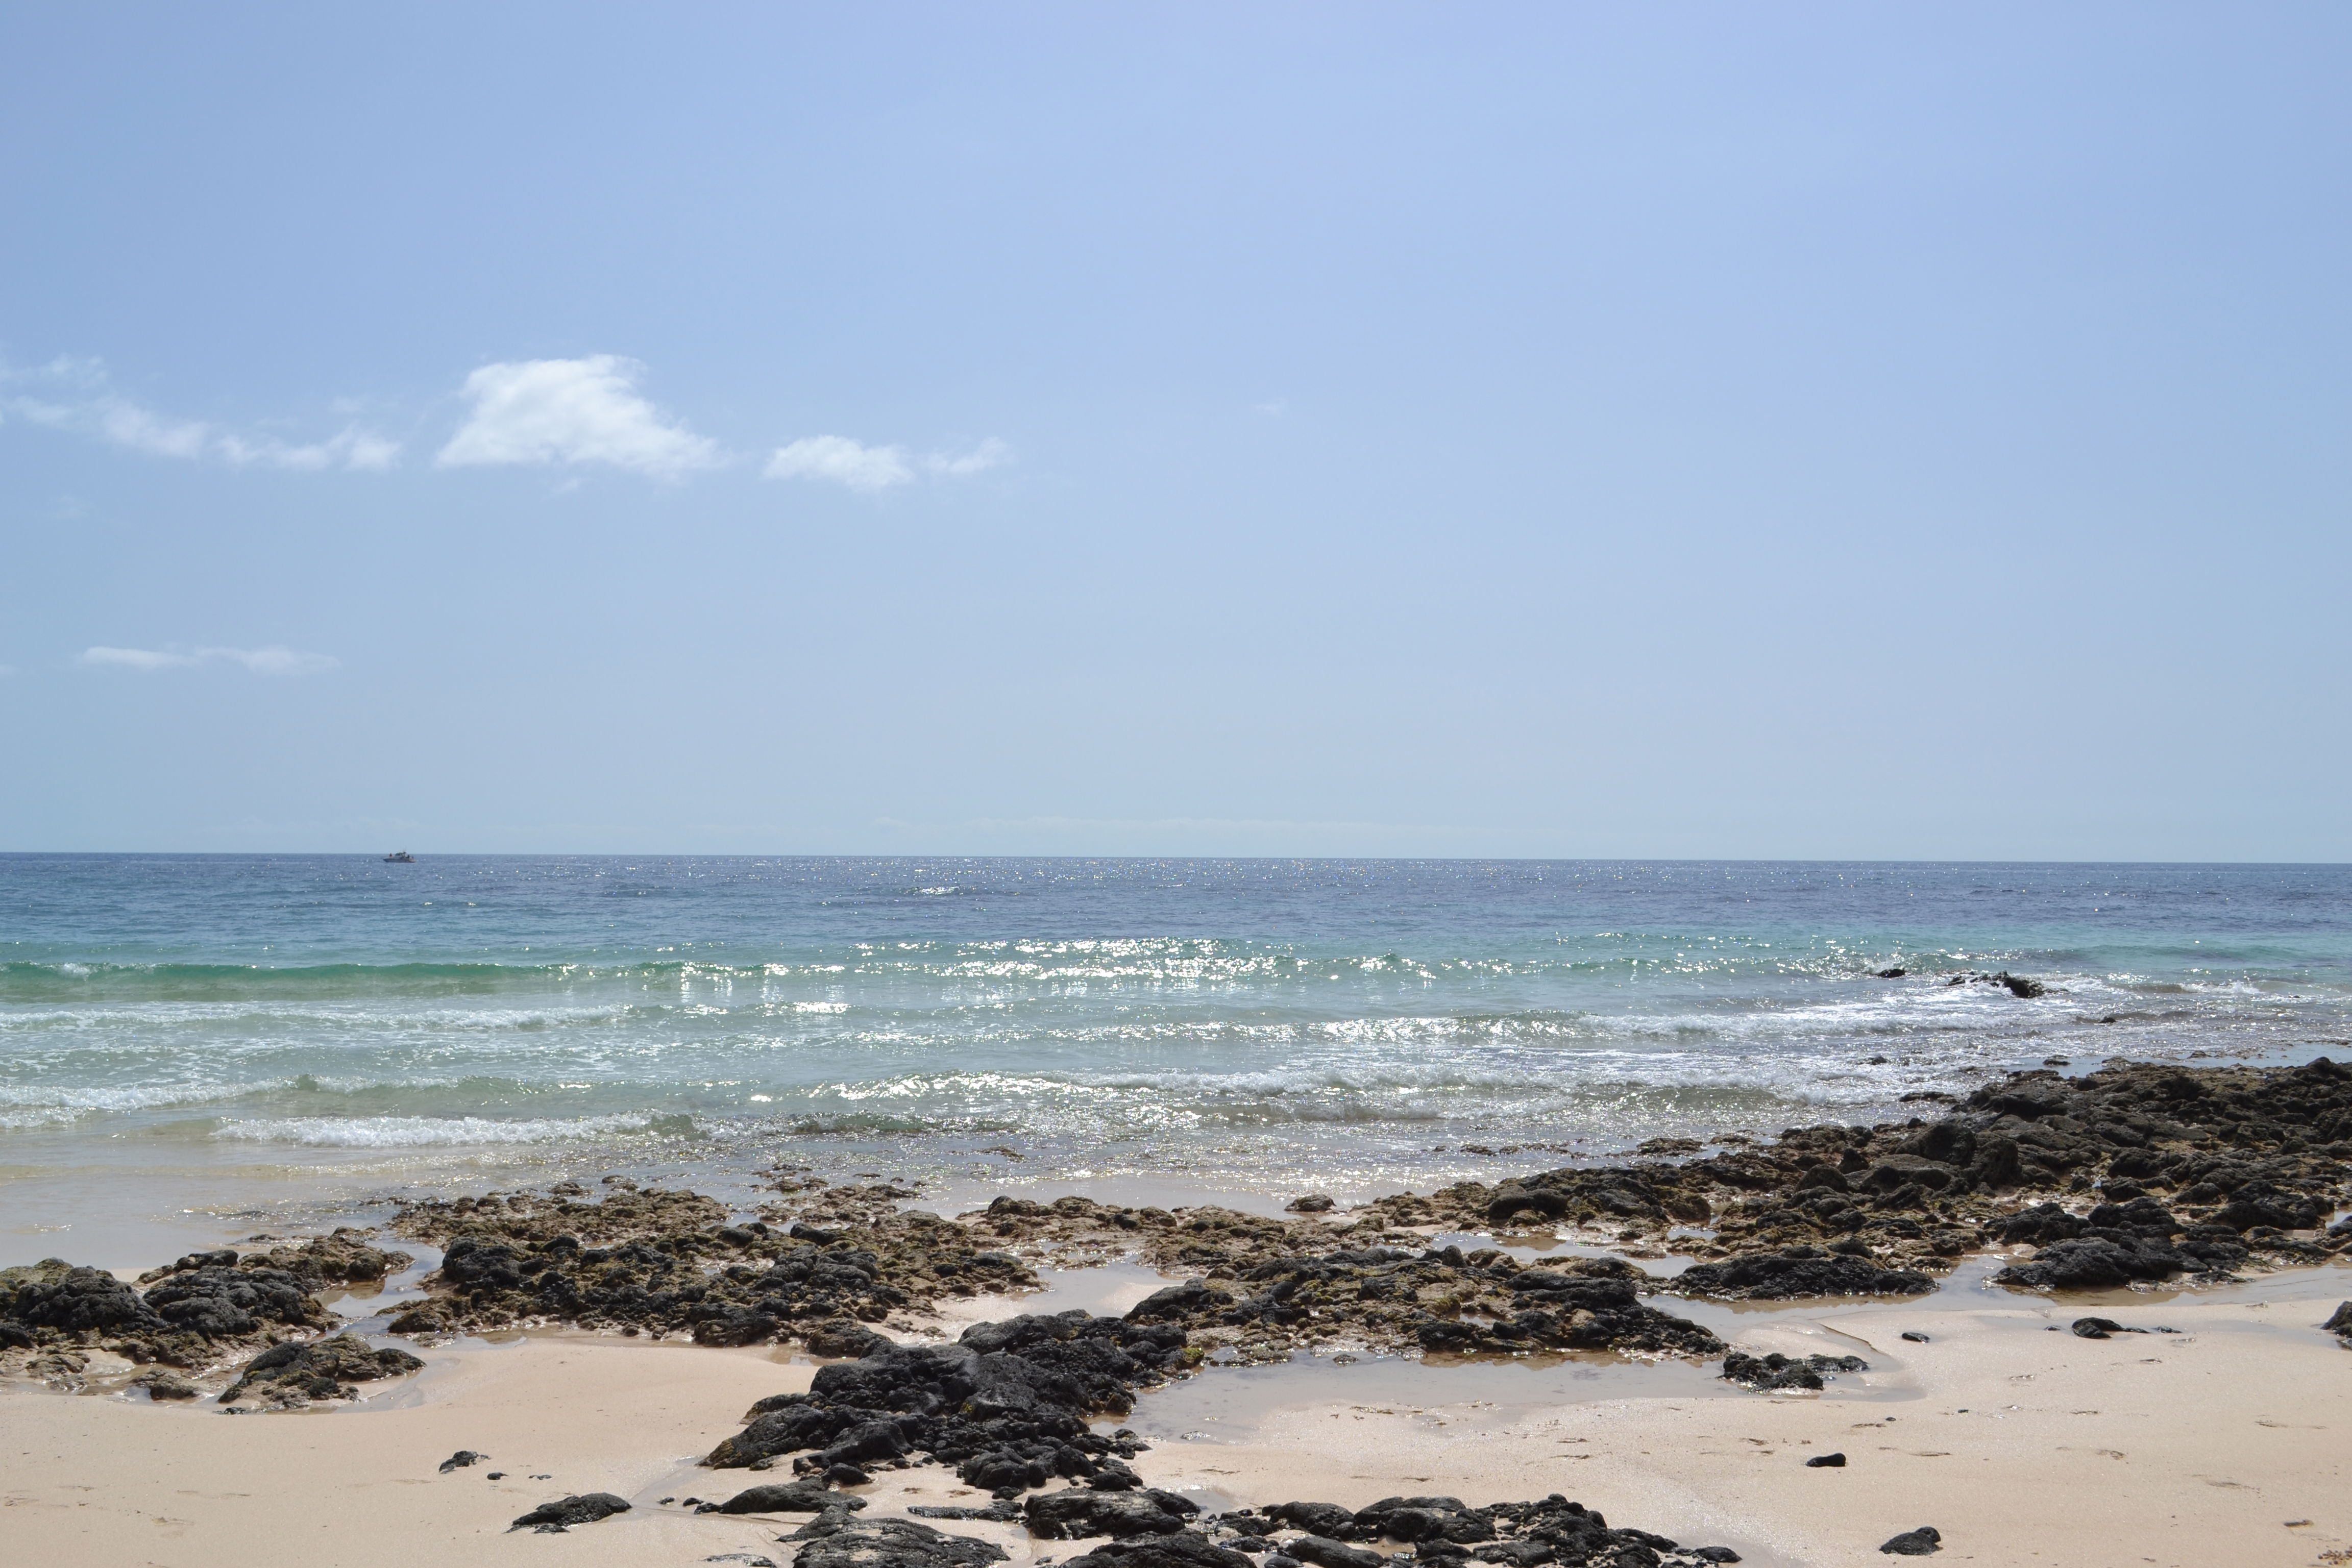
1133, 1277, 2352, 1566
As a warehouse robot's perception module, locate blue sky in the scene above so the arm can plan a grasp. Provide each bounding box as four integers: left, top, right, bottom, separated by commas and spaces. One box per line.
3, 4, 2346, 859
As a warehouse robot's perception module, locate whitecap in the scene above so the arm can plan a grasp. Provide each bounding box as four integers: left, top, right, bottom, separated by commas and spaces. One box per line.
208, 1111, 697, 1147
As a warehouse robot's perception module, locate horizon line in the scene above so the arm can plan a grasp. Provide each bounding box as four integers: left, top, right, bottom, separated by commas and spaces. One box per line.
2, 850, 2346, 868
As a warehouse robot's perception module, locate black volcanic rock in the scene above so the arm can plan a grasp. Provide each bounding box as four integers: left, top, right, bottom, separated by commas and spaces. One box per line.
1878, 1526, 1942, 1556
1674, 1251, 1932, 1301
1721, 1351, 1868, 1391
510, 1493, 631, 1532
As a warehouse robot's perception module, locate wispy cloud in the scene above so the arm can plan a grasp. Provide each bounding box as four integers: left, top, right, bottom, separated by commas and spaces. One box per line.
78, 645, 340, 675
924, 437, 1013, 477
2, 357, 399, 470
767, 434, 1012, 491
765, 435, 915, 491
216, 429, 401, 471
437, 356, 720, 477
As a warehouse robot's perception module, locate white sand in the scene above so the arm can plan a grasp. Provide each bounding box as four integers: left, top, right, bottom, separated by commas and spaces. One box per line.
1140, 1288, 2352, 1567
6, 1281, 2350, 1568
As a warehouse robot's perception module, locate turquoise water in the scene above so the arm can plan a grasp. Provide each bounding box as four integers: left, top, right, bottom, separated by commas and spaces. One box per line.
3, 856, 2347, 1259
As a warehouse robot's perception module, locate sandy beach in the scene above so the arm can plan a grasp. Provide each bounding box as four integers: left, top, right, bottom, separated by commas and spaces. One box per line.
6, 1237, 2348, 1568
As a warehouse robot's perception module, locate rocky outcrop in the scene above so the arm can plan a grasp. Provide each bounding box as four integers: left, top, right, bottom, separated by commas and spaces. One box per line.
4, 1261, 158, 1336
1122, 1250, 1721, 1362
1344, 1060, 2352, 1294
1673, 1250, 1931, 1301
0, 1254, 339, 1368
704, 1310, 1180, 1498
1194, 1496, 1740, 1568
218, 1334, 423, 1406
804, 1496, 1741, 1568
142, 1265, 331, 1339
1990, 1193, 2252, 1290
135, 1230, 410, 1289
389, 1183, 1036, 1342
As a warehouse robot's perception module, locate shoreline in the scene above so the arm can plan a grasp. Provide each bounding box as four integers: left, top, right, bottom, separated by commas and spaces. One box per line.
8, 1058, 2352, 1567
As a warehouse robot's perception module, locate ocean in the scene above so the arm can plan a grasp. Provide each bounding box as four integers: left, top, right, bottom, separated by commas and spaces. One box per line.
3, 854, 2347, 1266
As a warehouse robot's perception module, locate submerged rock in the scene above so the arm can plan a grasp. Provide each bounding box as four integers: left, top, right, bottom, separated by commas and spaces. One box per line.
132, 1369, 202, 1400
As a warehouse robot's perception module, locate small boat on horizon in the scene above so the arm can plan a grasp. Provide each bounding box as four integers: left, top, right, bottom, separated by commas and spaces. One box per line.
383, 851, 416, 864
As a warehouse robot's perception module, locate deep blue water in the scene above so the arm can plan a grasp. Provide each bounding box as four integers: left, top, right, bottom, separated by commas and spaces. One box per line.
3, 855, 2347, 1224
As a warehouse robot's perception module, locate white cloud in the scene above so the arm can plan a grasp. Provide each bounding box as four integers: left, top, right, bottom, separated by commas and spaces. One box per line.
80, 646, 195, 671
765, 434, 915, 491
218, 428, 401, 472
437, 356, 720, 477
79, 645, 339, 675
2, 357, 400, 471
215, 646, 340, 675
924, 437, 1013, 477
766, 434, 1012, 491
